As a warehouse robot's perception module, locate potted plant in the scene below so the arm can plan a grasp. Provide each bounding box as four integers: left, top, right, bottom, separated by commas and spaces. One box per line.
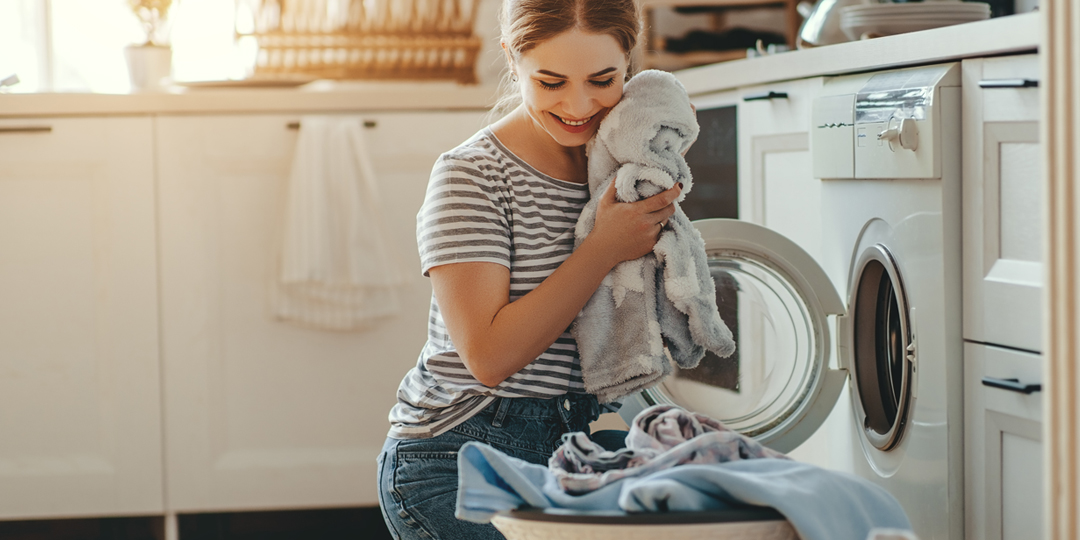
124, 0, 174, 91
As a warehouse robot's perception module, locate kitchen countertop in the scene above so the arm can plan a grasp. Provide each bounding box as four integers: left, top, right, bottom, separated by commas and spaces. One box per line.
679, 12, 1040, 95
0, 80, 501, 118
0, 12, 1039, 118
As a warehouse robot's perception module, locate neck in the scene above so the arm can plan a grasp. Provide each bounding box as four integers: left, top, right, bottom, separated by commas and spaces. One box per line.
493, 106, 588, 183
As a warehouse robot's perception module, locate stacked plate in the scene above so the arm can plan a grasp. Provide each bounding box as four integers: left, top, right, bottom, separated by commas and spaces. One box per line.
840, 1, 991, 40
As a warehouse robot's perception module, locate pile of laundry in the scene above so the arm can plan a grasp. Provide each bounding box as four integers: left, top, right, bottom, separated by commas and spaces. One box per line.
455, 404, 913, 540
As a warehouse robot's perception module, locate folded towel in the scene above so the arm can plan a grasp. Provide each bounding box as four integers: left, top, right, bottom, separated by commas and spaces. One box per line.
273, 116, 405, 330
456, 443, 913, 540
573, 70, 735, 403
549, 405, 787, 494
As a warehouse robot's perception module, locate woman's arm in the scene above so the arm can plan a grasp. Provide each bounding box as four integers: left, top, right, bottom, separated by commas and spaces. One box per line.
430, 180, 682, 387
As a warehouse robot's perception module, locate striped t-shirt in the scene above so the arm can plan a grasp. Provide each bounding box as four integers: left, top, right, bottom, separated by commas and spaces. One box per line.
388, 128, 590, 439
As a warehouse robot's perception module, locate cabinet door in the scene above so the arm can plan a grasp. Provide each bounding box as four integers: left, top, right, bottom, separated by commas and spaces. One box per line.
737, 77, 824, 261
964, 342, 1043, 540
156, 112, 486, 511
961, 55, 1043, 352
0, 117, 163, 518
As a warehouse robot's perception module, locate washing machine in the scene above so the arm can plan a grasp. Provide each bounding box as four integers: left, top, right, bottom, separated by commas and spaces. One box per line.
611, 62, 964, 540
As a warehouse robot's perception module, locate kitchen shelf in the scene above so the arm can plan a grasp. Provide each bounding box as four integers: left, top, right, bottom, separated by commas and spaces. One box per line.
640, 0, 800, 71
646, 49, 749, 71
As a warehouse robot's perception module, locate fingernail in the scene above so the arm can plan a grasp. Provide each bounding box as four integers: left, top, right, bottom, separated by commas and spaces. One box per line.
678, 182, 684, 189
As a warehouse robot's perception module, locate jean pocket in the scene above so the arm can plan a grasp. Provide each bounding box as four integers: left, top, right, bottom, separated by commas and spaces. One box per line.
393, 450, 462, 539
394, 450, 459, 503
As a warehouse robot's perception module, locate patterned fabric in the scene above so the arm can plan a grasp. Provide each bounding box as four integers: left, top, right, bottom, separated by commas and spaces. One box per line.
549, 405, 788, 494
572, 70, 735, 403
457, 442, 914, 540
388, 128, 591, 439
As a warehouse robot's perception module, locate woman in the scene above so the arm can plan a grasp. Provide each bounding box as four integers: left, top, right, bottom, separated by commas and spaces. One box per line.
377, 1, 683, 538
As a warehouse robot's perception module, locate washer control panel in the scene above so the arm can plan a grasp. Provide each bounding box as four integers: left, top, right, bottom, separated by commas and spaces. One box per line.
811, 63, 960, 179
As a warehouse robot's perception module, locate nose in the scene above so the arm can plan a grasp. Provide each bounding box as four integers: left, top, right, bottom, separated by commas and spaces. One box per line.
563, 84, 593, 118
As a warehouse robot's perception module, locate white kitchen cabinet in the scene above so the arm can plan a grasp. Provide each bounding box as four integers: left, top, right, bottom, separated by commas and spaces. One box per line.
154, 112, 486, 512
0, 117, 164, 518
737, 77, 824, 260
964, 342, 1043, 540
961, 54, 1043, 352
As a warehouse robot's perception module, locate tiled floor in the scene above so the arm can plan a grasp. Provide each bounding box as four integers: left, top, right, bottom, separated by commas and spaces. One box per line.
0, 507, 393, 540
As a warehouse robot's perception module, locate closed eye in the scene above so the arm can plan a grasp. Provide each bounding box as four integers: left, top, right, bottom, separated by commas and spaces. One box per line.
590, 78, 616, 88
538, 80, 565, 90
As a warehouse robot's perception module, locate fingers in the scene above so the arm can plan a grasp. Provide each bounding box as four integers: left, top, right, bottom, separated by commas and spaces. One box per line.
648, 200, 676, 226
601, 178, 620, 204
638, 182, 683, 213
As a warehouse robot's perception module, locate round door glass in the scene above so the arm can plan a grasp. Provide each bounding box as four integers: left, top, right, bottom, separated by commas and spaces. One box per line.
849, 244, 912, 451
643, 249, 823, 438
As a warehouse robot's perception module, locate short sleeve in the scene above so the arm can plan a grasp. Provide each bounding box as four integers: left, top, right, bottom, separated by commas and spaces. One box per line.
416, 150, 512, 277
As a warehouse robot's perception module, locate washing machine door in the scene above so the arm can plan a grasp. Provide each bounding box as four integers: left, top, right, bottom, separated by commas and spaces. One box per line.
617, 219, 847, 453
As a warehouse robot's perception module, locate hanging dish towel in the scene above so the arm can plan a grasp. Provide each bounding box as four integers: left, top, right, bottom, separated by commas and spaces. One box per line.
572, 69, 736, 403
273, 116, 405, 330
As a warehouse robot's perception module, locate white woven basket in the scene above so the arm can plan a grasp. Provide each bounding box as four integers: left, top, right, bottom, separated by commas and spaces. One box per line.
491, 511, 799, 540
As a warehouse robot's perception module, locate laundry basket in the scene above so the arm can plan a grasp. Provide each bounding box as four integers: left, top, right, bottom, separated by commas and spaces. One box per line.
490, 508, 799, 540
238, 0, 483, 83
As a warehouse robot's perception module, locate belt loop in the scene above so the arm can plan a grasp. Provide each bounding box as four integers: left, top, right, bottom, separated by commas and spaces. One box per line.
491, 397, 511, 428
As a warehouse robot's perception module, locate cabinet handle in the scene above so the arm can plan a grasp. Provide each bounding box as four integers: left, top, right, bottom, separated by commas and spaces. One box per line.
0, 126, 52, 134
978, 79, 1039, 89
982, 376, 1042, 394
743, 91, 788, 102
286, 120, 377, 130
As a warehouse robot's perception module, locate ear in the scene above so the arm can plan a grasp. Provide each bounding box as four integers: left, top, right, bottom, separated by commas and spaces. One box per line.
501, 42, 515, 71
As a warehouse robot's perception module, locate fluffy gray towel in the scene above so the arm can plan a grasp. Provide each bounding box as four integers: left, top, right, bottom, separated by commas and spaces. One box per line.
572, 69, 736, 403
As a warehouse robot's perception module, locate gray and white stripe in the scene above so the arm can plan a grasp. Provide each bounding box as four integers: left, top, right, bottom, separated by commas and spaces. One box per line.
388, 128, 590, 439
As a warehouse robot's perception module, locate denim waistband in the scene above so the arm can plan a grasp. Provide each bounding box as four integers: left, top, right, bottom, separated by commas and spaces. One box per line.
471, 393, 601, 431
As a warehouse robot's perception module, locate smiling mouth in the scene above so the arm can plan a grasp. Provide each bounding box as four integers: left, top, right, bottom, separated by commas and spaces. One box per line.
552, 113, 594, 127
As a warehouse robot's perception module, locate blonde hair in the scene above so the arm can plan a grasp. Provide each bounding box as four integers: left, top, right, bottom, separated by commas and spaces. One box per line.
493, 0, 642, 114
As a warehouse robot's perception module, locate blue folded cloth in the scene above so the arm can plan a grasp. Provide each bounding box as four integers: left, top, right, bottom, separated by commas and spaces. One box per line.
456, 441, 912, 540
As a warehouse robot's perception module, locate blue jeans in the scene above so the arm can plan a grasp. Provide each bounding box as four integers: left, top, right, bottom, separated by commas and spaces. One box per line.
377, 393, 626, 540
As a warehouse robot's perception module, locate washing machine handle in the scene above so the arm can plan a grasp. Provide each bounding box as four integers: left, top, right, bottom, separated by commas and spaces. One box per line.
907, 306, 918, 400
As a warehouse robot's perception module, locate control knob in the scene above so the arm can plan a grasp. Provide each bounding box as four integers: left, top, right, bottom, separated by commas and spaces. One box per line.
877, 116, 919, 152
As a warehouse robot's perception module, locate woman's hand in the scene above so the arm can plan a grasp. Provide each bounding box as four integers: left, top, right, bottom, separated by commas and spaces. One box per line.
586, 179, 682, 268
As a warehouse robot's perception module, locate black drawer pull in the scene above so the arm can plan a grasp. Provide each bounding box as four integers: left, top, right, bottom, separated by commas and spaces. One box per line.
0, 126, 52, 134
979, 79, 1039, 89
743, 91, 788, 102
982, 376, 1042, 394
286, 120, 376, 130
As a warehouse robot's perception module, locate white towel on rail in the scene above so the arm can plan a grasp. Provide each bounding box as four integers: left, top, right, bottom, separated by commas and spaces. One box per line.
273, 115, 405, 330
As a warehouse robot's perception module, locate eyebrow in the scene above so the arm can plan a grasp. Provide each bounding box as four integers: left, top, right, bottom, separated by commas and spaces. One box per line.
536, 67, 618, 79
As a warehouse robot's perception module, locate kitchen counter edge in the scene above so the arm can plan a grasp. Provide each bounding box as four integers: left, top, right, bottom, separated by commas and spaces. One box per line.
677, 12, 1040, 96
0, 82, 500, 118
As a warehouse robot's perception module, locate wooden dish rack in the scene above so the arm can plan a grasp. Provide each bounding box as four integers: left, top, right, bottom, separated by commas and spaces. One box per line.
240, 0, 483, 83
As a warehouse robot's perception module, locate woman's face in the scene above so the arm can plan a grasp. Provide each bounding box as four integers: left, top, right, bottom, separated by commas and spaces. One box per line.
511, 29, 628, 148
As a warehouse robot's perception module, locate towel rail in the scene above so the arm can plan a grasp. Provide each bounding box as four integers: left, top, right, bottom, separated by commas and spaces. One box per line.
287, 121, 376, 130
